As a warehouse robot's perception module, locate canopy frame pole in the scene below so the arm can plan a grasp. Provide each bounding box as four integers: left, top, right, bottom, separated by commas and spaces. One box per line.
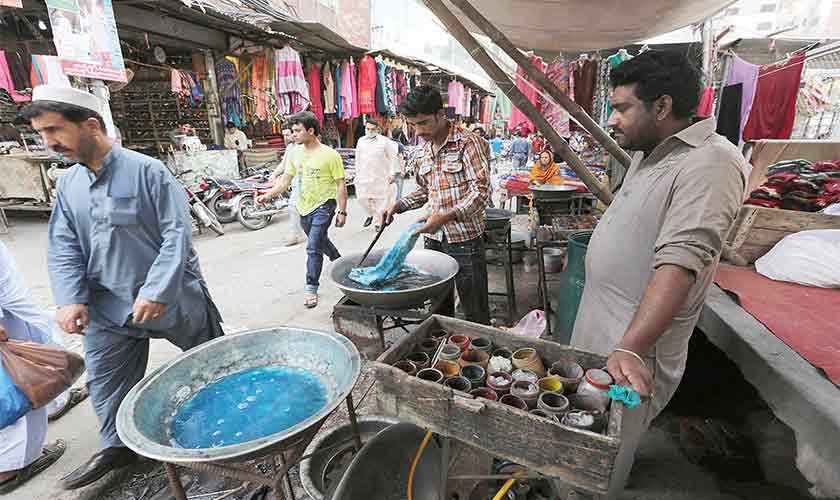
420, 0, 614, 205
448, 0, 631, 169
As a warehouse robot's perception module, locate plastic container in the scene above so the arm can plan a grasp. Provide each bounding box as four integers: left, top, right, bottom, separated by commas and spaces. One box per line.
576, 368, 613, 409
537, 391, 570, 416
530, 408, 559, 422
511, 368, 539, 384
458, 349, 490, 369
448, 334, 471, 352
470, 387, 499, 401
499, 394, 528, 411
510, 380, 540, 409
511, 348, 546, 377
438, 344, 462, 362
548, 360, 585, 392
393, 360, 418, 376
434, 360, 460, 378
537, 375, 564, 394
486, 371, 514, 396
405, 352, 430, 370
469, 337, 492, 353
553, 231, 592, 344
444, 376, 472, 393
460, 365, 486, 388
416, 368, 444, 384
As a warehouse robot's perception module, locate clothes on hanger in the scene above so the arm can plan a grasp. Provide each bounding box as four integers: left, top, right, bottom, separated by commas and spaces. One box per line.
216, 58, 242, 126
599, 49, 634, 125
307, 62, 324, 124
5, 50, 30, 92
358, 55, 377, 114
375, 58, 388, 115
251, 53, 269, 120
0, 50, 29, 102
743, 53, 805, 141
349, 58, 360, 119
696, 87, 714, 117
544, 56, 571, 138
275, 46, 309, 115
571, 56, 597, 120
323, 61, 336, 115
724, 54, 759, 144
716, 83, 743, 145
509, 54, 545, 133
335, 61, 342, 118
340, 60, 354, 120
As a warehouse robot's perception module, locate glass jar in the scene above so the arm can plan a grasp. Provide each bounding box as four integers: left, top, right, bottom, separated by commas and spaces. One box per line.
575, 368, 613, 409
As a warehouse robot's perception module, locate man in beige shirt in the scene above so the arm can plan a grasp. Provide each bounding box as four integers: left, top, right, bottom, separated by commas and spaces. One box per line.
571, 51, 746, 498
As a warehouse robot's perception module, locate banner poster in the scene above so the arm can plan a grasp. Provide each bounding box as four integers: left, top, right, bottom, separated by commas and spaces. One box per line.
46, 0, 127, 82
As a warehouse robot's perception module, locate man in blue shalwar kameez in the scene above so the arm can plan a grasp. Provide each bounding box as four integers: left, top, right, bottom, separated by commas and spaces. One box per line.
22, 86, 224, 490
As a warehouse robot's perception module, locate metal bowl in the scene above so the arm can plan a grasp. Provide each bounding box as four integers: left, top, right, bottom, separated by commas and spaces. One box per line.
116, 327, 361, 464
330, 249, 458, 308
543, 247, 566, 273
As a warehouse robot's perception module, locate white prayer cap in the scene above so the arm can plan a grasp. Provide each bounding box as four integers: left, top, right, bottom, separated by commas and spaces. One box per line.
32, 85, 104, 115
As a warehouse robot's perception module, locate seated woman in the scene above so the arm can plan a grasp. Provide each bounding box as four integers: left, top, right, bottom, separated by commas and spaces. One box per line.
529, 150, 563, 185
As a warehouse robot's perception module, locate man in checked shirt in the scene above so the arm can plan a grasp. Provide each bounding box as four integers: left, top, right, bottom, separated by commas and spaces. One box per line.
381, 86, 491, 324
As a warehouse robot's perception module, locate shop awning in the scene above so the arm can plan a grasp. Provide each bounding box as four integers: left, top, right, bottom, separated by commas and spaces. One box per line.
441, 0, 738, 52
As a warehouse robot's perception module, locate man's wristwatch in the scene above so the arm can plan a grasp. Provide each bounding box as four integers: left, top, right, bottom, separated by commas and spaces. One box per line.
337, 210, 347, 216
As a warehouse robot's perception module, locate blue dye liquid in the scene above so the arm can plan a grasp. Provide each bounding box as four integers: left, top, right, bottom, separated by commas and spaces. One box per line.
170, 365, 327, 449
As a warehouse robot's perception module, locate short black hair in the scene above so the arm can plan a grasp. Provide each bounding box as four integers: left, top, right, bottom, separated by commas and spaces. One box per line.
365, 117, 380, 128
609, 50, 702, 120
225, 122, 236, 129
400, 85, 443, 116
20, 100, 106, 131
287, 111, 320, 136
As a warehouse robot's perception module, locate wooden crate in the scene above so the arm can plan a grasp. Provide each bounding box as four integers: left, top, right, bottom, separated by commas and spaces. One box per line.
372, 315, 622, 495
723, 205, 840, 266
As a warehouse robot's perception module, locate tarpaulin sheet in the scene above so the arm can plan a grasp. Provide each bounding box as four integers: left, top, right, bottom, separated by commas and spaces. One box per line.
714, 264, 840, 386
441, 0, 738, 52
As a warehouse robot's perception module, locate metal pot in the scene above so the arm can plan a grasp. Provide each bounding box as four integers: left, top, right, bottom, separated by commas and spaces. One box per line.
330, 249, 459, 308
543, 247, 566, 273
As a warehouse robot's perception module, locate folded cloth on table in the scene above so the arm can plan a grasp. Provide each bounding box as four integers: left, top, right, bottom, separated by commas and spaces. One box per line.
349, 223, 423, 286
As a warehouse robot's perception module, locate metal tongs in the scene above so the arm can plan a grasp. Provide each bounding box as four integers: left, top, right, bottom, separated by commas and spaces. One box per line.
358, 220, 390, 266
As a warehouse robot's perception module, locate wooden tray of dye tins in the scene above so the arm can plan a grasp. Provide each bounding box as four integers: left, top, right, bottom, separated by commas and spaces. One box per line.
372, 315, 623, 495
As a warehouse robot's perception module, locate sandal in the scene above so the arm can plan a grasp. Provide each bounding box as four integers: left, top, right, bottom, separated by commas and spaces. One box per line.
49, 387, 89, 421
0, 440, 66, 494
304, 294, 318, 309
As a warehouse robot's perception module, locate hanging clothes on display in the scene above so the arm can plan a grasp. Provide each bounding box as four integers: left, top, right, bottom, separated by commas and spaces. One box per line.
323, 61, 336, 115
598, 49, 633, 125
251, 53, 269, 121
335, 62, 342, 118
495, 87, 512, 122
4, 49, 30, 93
275, 46, 309, 116
216, 58, 243, 127
448, 80, 464, 115
340, 60, 354, 121
508, 54, 545, 133
358, 55, 377, 115
696, 87, 714, 117
216, 58, 242, 127
385, 66, 397, 117
544, 57, 571, 138
375, 58, 388, 115
571, 56, 597, 119
307, 63, 324, 124
349, 58, 360, 119
0, 50, 29, 102
743, 53, 805, 141
716, 84, 743, 145
723, 54, 759, 144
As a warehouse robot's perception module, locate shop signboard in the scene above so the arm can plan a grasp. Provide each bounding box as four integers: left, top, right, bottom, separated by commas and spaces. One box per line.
0, 1, 24, 8
46, 0, 127, 82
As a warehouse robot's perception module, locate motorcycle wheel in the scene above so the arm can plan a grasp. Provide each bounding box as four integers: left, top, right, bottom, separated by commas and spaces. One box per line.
207, 192, 237, 224
193, 200, 225, 236
237, 197, 272, 231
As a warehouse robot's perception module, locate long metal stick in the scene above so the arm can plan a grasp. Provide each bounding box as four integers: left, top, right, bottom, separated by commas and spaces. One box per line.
358, 221, 389, 266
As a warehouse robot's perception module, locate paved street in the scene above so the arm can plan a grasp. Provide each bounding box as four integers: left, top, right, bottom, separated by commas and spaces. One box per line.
1, 193, 421, 500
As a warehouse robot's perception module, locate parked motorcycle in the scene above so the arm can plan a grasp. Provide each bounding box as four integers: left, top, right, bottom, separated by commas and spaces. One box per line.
234, 184, 289, 231
173, 169, 225, 236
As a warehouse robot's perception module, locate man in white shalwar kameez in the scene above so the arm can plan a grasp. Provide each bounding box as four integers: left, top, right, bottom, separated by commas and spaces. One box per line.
355, 119, 399, 228
0, 241, 81, 493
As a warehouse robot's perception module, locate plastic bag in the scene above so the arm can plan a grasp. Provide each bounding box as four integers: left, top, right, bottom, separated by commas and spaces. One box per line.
349, 223, 423, 286
509, 310, 546, 338
0, 332, 85, 411
755, 230, 840, 288
0, 360, 31, 429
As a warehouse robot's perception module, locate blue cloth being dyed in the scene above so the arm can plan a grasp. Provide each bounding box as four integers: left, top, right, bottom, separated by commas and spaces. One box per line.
608, 384, 641, 408
170, 365, 327, 449
349, 223, 423, 286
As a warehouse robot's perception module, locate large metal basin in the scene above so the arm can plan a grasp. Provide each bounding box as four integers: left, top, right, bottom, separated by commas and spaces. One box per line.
330, 249, 458, 308
116, 327, 361, 464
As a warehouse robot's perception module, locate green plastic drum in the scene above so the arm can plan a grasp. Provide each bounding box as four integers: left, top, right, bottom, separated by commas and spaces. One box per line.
551, 230, 593, 344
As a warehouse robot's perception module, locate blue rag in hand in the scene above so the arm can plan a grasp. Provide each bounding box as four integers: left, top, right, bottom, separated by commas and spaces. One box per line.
349, 223, 423, 286
608, 384, 642, 408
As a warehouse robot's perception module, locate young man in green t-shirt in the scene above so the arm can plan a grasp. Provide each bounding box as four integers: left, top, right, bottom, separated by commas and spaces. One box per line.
258, 112, 347, 308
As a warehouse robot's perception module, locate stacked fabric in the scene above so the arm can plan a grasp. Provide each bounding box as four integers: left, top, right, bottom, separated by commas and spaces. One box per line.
746, 159, 840, 212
